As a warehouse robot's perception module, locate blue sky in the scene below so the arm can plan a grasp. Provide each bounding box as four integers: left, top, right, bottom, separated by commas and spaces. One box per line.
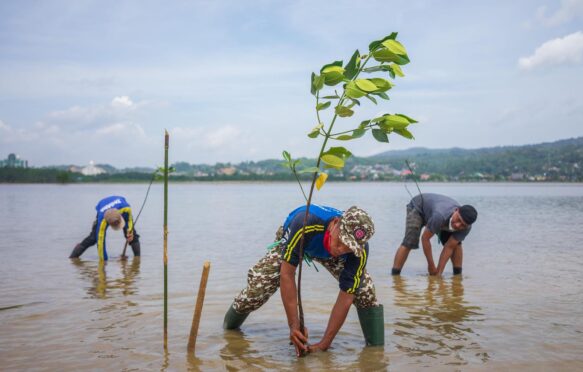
1, 0, 582, 167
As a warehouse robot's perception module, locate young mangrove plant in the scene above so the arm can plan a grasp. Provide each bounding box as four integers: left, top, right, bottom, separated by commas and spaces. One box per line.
282, 33, 418, 351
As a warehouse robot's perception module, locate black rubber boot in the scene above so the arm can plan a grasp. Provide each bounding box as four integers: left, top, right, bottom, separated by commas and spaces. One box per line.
69, 244, 87, 258
223, 304, 250, 330
130, 241, 141, 256
357, 305, 385, 346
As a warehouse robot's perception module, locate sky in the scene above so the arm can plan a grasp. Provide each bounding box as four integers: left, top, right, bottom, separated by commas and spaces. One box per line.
1, 0, 582, 168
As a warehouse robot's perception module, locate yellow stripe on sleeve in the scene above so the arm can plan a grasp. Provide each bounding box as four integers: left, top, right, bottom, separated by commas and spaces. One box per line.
118, 207, 133, 232
283, 224, 325, 261
97, 219, 108, 261
348, 248, 366, 294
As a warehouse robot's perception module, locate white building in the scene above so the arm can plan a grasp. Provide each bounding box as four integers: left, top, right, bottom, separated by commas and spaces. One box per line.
81, 161, 106, 176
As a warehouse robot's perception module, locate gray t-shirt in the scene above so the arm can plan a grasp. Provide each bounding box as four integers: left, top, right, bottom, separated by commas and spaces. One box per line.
407, 193, 471, 242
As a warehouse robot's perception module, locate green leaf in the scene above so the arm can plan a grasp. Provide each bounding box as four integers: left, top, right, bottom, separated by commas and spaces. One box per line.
381, 39, 408, 56
372, 128, 389, 143
324, 146, 352, 160
390, 63, 405, 77
322, 94, 340, 99
282, 150, 291, 162
320, 154, 345, 168
308, 123, 323, 138
368, 32, 398, 52
333, 128, 366, 141
365, 95, 378, 105
297, 166, 320, 174
369, 78, 392, 92
345, 81, 366, 99
316, 101, 331, 111
395, 113, 418, 123
358, 120, 370, 129
394, 127, 415, 139
344, 50, 360, 80
362, 65, 392, 73
372, 49, 410, 65
354, 79, 379, 92
321, 63, 345, 86
335, 105, 354, 117
311, 73, 325, 95
371, 91, 390, 100
352, 128, 366, 138
383, 114, 410, 129
320, 60, 343, 73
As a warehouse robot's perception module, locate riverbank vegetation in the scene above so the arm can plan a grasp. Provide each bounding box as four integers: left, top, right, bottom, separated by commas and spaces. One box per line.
2, 137, 581, 183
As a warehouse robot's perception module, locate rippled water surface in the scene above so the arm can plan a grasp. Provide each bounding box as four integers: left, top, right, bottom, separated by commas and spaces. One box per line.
1, 182, 582, 371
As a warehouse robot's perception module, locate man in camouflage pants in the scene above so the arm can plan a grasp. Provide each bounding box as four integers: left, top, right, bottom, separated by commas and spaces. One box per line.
223, 205, 384, 355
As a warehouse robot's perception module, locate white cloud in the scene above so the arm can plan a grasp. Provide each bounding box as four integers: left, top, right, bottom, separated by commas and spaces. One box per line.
205, 125, 240, 148
42, 95, 153, 131
536, 0, 583, 27
111, 95, 133, 108
518, 31, 583, 70
95, 122, 145, 137
0, 119, 10, 131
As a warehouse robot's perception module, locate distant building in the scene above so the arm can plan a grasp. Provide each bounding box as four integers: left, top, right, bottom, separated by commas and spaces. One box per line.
0, 153, 28, 168
217, 166, 236, 176
81, 161, 106, 176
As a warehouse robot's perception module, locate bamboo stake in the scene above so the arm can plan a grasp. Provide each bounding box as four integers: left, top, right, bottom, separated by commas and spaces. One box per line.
163, 130, 169, 347
187, 261, 211, 354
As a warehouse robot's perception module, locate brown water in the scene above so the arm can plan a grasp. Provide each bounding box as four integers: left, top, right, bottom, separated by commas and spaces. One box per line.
1, 183, 582, 371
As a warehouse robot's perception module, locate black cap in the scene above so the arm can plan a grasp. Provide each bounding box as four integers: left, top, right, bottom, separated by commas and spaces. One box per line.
459, 205, 477, 225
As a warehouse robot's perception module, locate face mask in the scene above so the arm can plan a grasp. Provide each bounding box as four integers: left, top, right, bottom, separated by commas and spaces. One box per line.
323, 229, 331, 254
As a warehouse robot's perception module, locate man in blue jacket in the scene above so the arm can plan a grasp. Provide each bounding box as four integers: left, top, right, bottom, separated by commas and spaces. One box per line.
223, 205, 384, 355
69, 195, 140, 261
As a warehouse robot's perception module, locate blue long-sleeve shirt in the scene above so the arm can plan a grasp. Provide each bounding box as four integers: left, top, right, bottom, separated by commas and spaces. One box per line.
280, 204, 369, 294
95, 196, 133, 261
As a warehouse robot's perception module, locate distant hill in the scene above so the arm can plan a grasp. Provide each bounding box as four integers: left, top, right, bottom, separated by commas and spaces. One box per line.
2, 137, 582, 182
362, 137, 583, 181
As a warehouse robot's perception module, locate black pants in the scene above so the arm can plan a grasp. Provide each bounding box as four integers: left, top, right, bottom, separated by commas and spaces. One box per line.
70, 219, 141, 258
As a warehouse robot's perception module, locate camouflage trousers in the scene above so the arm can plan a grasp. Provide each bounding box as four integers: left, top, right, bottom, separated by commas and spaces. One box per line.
232, 238, 379, 314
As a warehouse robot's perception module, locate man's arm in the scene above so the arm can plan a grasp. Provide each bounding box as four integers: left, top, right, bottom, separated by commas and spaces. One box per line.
435, 237, 459, 275
421, 228, 437, 274
308, 290, 354, 352
280, 261, 308, 356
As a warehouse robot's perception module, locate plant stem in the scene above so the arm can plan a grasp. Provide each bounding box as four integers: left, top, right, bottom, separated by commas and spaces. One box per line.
163, 130, 169, 346
295, 51, 378, 351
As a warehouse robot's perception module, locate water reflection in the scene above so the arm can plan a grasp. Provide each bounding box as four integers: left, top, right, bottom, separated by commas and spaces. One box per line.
71, 258, 141, 299
219, 330, 286, 371
392, 276, 489, 365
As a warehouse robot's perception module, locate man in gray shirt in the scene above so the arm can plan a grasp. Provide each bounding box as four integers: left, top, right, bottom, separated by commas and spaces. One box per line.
391, 193, 478, 276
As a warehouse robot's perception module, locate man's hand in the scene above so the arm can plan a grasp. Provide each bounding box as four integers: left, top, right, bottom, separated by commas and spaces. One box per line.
428, 264, 438, 275
289, 325, 308, 357
126, 231, 134, 243
308, 340, 330, 353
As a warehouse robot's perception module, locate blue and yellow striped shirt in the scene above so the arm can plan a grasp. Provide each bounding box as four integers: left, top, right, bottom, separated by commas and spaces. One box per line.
280, 204, 369, 294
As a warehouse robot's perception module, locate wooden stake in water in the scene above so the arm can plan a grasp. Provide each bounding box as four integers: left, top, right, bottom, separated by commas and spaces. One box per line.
187, 261, 211, 354
163, 130, 169, 346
